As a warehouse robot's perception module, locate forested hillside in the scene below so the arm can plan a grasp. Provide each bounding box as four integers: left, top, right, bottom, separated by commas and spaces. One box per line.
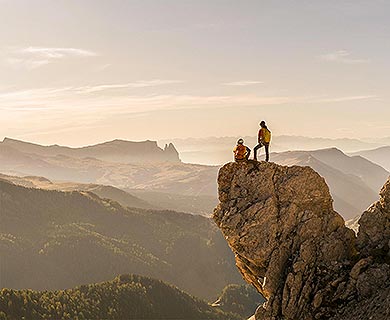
0, 180, 241, 300
0, 274, 240, 320
214, 284, 264, 318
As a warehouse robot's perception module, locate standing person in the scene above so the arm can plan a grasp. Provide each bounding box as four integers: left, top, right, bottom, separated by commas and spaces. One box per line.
233, 138, 251, 162
253, 121, 271, 162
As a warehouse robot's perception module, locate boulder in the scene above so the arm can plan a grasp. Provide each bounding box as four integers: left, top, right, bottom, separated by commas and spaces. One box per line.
357, 178, 390, 260
214, 161, 390, 319
213, 161, 356, 320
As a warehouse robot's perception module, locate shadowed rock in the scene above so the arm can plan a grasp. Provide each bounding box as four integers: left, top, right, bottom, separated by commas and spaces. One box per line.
213, 161, 390, 320
357, 178, 390, 260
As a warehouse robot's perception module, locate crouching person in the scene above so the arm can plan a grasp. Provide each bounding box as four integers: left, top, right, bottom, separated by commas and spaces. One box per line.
233, 138, 251, 162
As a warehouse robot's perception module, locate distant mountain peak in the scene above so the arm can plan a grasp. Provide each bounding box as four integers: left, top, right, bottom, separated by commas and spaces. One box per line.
164, 142, 179, 156
313, 146, 344, 153
102, 139, 157, 145
2, 137, 24, 143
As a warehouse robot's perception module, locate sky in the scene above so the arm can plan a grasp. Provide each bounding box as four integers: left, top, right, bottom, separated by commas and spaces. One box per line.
0, 0, 389, 146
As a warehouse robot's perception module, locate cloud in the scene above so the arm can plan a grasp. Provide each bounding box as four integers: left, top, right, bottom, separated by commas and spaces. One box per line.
0, 85, 379, 117
319, 50, 370, 64
95, 63, 112, 72
223, 81, 264, 86
19, 47, 97, 58
77, 80, 185, 93
0, 86, 299, 119
316, 95, 378, 102
5, 57, 50, 69
0, 86, 381, 142
4, 46, 98, 69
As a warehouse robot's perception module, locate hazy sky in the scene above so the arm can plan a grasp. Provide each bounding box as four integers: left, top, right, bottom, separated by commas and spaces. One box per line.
0, 0, 389, 146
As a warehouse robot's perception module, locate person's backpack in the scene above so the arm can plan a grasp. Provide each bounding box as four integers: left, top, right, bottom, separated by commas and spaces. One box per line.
263, 128, 271, 143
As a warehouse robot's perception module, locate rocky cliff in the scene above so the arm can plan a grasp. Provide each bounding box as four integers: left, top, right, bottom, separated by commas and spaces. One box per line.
213, 161, 390, 320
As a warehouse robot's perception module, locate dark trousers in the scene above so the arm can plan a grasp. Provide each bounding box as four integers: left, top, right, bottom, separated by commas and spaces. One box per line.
254, 143, 269, 162
245, 147, 251, 160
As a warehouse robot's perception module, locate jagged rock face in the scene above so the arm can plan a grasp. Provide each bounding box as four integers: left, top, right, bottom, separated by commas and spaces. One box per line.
164, 143, 181, 162
357, 178, 390, 259
213, 161, 356, 320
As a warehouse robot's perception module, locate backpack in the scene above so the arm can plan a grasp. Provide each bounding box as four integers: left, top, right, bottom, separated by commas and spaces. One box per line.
263, 128, 271, 143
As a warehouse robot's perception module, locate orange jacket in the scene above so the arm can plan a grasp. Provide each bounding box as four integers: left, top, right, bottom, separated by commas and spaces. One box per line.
233, 144, 248, 160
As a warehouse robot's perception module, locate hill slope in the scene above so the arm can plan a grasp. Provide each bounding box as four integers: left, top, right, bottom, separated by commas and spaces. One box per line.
128, 189, 218, 216
0, 173, 157, 210
0, 180, 241, 300
0, 145, 218, 196
351, 146, 390, 171
271, 148, 389, 219
0, 274, 239, 320
213, 284, 265, 318
0, 174, 218, 215
308, 148, 388, 192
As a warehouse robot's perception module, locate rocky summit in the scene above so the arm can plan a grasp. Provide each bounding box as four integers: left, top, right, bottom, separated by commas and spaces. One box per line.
213, 160, 390, 320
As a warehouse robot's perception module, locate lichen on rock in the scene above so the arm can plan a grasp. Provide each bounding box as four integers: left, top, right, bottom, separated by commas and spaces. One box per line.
213, 160, 390, 320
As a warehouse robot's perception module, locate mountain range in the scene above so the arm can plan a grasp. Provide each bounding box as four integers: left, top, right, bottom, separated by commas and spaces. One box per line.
0, 138, 218, 197
0, 137, 388, 220
161, 135, 387, 165
0, 137, 180, 164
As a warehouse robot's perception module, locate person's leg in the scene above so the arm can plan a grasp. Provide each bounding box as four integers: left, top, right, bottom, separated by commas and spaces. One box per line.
246, 147, 251, 160
265, 143, 269, 162
253, 144, 261, 160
